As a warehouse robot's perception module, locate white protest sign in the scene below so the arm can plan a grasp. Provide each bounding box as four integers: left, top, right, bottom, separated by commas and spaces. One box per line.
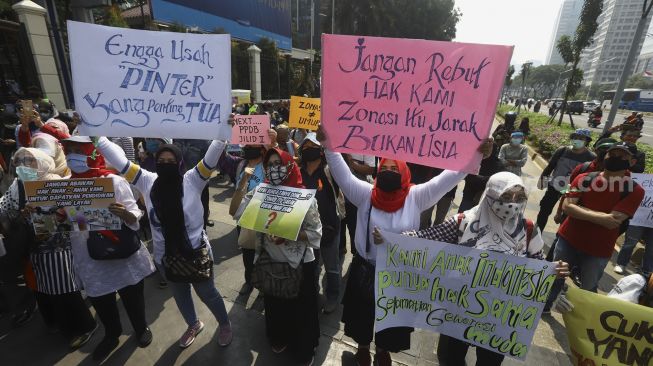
629, 173, 653, 228
375, 230, 557, 360
68, 21, 231, 140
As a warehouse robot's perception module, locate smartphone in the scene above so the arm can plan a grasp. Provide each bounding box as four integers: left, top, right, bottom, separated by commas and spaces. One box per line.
21, 99, 32, 115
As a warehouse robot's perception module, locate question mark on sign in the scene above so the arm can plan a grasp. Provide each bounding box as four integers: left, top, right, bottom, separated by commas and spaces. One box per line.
265, 211, 278, 229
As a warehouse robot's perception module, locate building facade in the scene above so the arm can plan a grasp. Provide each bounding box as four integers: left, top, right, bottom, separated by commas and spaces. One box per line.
546, 0, 583, 65
581, 0, 653, 88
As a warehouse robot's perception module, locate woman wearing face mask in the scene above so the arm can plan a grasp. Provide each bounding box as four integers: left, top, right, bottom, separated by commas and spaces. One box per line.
315, 126, 492, 366
224, 141, 270, 294
0, 148, 97, 349
232, 147, 322, 366
498, 131, 527, 176
62, 136, 155, 361
395, 172, 569, 366
94, 136, 233, 350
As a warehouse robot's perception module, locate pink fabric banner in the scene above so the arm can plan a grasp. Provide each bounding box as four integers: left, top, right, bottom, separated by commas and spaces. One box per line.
231, 115, 271, 145
321, 34, 513, 173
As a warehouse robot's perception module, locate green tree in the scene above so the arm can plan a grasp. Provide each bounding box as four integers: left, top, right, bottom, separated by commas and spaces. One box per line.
555, 0, 603, 127
526, 64, 568, 99
102, 4, 129, 28
626, 74, 653, 89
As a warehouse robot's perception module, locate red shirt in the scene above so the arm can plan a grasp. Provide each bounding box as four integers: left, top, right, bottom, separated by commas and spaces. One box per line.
558, 172, 644, 258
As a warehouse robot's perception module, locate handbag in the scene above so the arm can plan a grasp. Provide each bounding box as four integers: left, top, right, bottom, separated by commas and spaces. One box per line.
162, 244, 213, 283
251, 237, 308, 299
87, 225, 141, 260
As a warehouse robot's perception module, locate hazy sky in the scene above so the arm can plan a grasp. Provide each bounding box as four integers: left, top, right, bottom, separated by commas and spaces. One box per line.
453, 0, 564, 66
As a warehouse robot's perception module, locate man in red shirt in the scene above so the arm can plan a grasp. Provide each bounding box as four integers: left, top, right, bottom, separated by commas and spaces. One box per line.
545, 142, 645, 311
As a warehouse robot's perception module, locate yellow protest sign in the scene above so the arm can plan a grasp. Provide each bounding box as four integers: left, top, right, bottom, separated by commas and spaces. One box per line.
289, 96, 320, 130
562, 286, 653, 366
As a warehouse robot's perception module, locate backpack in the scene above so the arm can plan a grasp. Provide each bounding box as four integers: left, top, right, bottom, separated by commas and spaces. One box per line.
579, 172, 637, 235
456, 213, 534, 248
577, 161, 593, 176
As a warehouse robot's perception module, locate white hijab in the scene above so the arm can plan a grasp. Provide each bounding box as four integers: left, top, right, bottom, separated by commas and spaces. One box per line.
459, 172, 530, 256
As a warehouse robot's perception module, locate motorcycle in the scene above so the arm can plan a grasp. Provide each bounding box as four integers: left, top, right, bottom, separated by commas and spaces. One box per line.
587, 112, 601, 128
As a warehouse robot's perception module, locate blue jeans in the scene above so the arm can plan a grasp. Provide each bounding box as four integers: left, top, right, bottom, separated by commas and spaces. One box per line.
545, 236, 610, 309
617, 225, 653, 275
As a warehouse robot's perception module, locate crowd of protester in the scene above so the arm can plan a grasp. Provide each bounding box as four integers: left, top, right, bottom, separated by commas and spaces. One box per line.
0, 92, 651, 366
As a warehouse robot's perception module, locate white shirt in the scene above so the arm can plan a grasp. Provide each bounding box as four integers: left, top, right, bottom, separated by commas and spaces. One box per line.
69, 174, 154, 297
97, 137, 225, 263
349, 153, 376, 182
325, 149, 466, 264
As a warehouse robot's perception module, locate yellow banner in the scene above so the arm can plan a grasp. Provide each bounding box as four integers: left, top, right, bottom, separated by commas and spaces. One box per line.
289, 96, 320, 130
562, 286, 653, 366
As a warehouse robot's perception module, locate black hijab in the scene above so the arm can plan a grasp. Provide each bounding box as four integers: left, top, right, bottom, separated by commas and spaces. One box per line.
150, 144, 193, 257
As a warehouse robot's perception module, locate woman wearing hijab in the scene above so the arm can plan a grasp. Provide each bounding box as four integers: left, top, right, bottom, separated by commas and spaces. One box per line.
0, 148, 97, 349
232, 147, 322, 366
315, 127, 491, 366
396, 172, 569, 366
62, 136, 155, 361
95, 136, 233, 350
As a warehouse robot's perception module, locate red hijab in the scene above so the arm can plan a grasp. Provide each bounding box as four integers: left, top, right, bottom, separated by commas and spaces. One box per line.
263, 147, 304, 188
64, 142, 116, 178
371, 158, 413, 212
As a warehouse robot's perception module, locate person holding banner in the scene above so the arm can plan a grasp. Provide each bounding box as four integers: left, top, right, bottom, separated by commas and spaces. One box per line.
0, 147, 97, 349
232, 147, 322, 366
397, 172, 569, 366
61, 136, 155, 361
94, 136, 233, 350
316, 126, 493, 366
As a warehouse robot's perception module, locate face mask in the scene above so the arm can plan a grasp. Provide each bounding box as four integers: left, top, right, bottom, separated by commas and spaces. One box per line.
571, 139, 586, 149
376, 170, 403, 192
301, 147, 322, 162
156, 162, 180, 178
266, 165, 289, 185
145, 140, 161, 154
490, 199, 525, 220
243, 147, 262, 160
66, 153, 89, 173
15, 166, 38, 181
510, 138, 522, 145
603, 156, 630, 172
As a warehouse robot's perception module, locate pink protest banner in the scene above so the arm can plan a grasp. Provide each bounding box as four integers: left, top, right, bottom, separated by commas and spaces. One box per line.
231, 115, 271, 145
321, 34, 513, 173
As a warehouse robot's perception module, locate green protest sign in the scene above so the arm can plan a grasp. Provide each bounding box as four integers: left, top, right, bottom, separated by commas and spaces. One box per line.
375, 230, 557, 360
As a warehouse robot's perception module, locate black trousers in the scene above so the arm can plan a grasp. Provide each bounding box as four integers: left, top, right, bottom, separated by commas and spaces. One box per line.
201, 185, 210, 227
242, 248, 255, 285
264, 260, 320, 363
437, 335, 504, 366
340, 199, 358, 255
88, 280, 147, 339
36, 291, 96, 337
536, 186, 562, 233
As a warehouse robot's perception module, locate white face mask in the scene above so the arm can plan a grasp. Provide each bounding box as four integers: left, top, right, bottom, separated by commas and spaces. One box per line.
490, 199, 525, 220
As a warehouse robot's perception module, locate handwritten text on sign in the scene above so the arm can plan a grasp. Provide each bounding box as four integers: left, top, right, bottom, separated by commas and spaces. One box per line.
68, 21, 231, 139
289, 96, 321, 130
630, 173, 653, 228
238, 183, 316, 241
562, 286, 653, 366
375, 231, 555, 360
321, 35, 512, 173
232, 115, 271, 145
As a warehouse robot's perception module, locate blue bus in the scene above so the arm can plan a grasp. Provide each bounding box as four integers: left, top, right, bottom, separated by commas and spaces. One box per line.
602, 88, 653, 112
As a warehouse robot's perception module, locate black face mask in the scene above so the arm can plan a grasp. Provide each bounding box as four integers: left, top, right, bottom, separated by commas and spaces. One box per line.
156, 162, 180, 178
603, 156, 631, 172
376, 170, 402, 192
301, 147, 322, 162
243, 147, 262, 160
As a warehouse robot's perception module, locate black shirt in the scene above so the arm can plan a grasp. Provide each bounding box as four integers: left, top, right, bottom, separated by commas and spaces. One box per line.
301, 162, 339, 230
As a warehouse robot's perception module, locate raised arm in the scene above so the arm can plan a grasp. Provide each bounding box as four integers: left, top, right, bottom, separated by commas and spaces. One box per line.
411, 170, 466, 212
187, 140, 227, 190
324, 149, 373, 207
96, 137, 156, 192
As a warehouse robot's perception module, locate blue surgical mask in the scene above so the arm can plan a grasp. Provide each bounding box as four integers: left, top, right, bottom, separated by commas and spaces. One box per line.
510, 138, 522, 145
145, 140, 161, 153
571, 139, 586, 149
66, 153, 89, 173
15, 166, 38, 181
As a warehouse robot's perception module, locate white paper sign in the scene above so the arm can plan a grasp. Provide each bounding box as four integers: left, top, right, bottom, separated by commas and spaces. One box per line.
68, 21, 232, 140
629, 173, 653, 228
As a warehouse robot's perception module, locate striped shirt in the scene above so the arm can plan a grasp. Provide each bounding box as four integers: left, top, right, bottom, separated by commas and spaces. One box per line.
109, 137, 136, 162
